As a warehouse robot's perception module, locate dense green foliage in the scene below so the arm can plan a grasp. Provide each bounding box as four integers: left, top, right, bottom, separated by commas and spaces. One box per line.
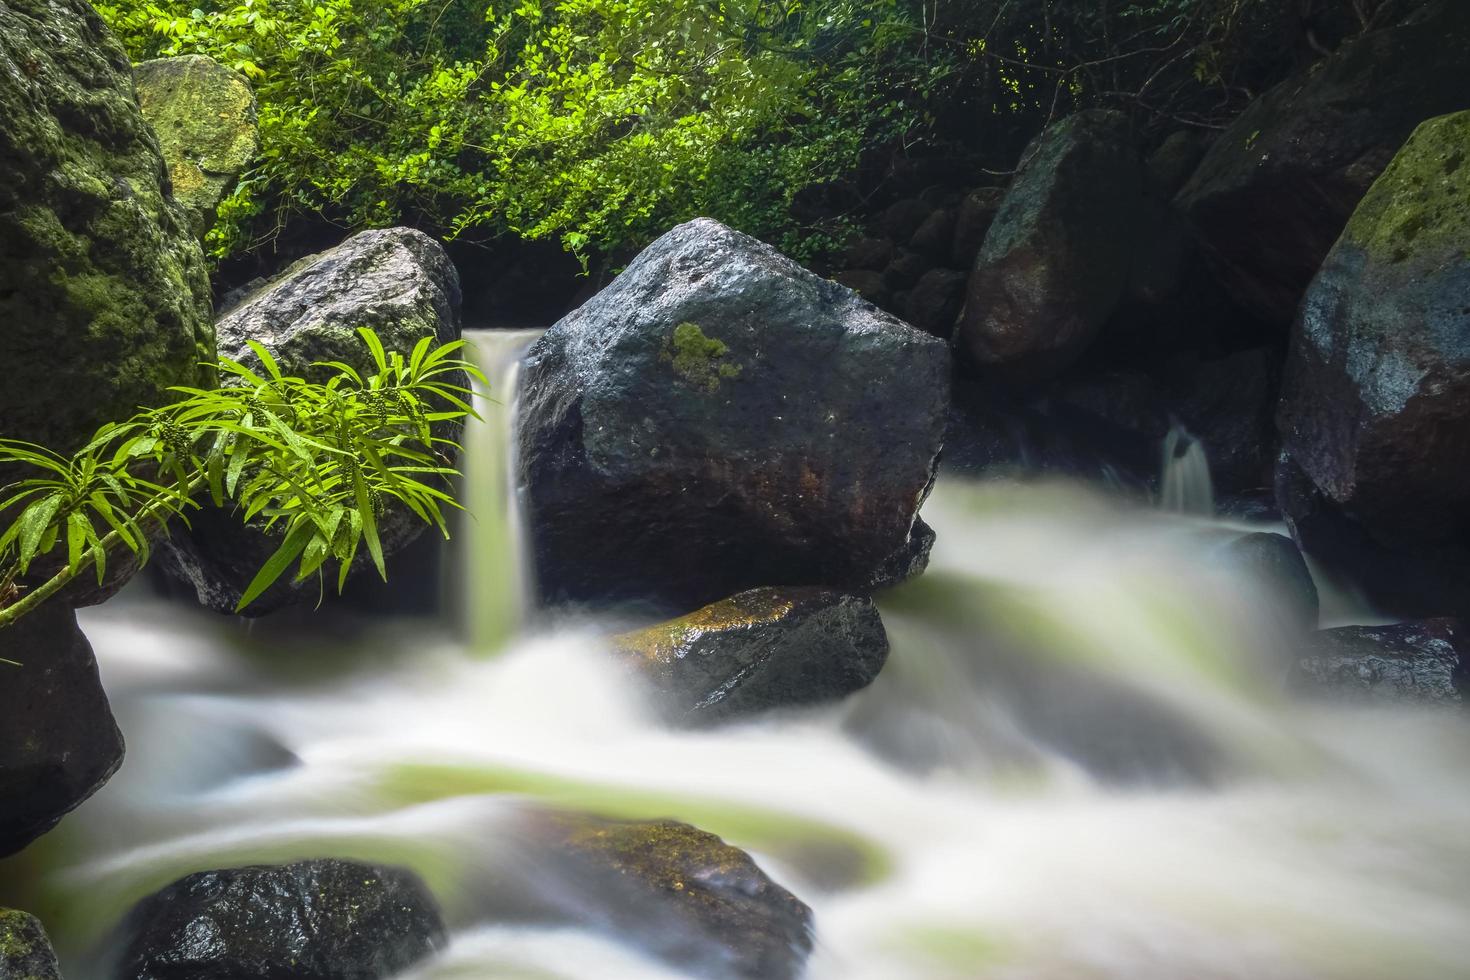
0, 329, 481, 626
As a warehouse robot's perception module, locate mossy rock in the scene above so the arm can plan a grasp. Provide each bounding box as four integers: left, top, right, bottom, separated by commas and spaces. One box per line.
0, 909, 62, 980
0, 0, 215, 456
134, 55, 259, 241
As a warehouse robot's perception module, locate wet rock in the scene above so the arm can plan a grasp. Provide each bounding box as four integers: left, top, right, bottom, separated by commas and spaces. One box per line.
613, 587, 889, 724
518, 218, 950, 609
1176, 0, 1470, 326
904, 268, 967, 340
949, 187, 1004, 269
0, 0, 214, 457
0, 605, 124, 857
1290, 619, 1467, 705
117, 859, 445, 980
0, 909, 62, 980
1218, 532, 1319, 632
959, 110, 1144, 383
1276, 111, 1470, 618
523, 813, 814, 980
134, 55, 258, 240
157, 227, 463, 615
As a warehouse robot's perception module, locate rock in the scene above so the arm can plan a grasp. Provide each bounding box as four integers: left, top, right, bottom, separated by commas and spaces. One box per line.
0, 0, 214, 456
613, 587, 889, 724
134, 55, 258, 240
831, 269, 889, 307
0, 604, 124, 856
877, 197, 932, 242
903, 268, 967, 340
518, 218, 950, 609
117, 859, 445, 980
949, 187, 1004, 269
1146, 131, 1209, 196
959, 110, 1144, 383
1276, 111, 1470, 618
0, 909, 62, 980
1176, 0, 1470, 326
880, 248, 928, 292
907, 208, 956, 262
1290, 619, 1467, 705
841, 236, 895, 272
156, 227, 464, 615
522, 812, 813, 980
1218, 531, 1319, 631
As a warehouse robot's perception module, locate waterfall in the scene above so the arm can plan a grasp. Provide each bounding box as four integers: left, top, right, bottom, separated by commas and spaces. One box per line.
1160, 423, 1215, 516
453, 329, 543, 653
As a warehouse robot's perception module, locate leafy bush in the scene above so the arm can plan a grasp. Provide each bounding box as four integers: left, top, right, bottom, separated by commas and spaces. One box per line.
0, 329, 481, 627
98, 0, 952, 265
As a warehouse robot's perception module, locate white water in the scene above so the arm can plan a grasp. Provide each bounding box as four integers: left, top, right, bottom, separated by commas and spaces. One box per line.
3, 337, 1470, 979
1160, 425, 1215, 517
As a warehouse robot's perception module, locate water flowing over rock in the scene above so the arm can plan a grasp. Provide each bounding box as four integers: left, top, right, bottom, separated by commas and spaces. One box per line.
1291, 619, 1466, 706
518, 217, 950, 609
520, 812, 814, 980
1176, 0, 1470, 327
116, 859, 446, 980
958, 109, 1143, 383
1276, 111, 1470, 618
134, 55, 259, 241
0, 0, 214, 455
613, 587, 889, 724
157, 227, 463, 614
0, 605, 124, 856
1218, 532, 1319, 632
0, 909, 62, 980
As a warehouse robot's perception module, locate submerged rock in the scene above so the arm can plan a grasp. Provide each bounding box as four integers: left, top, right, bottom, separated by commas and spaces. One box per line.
1218, 531, 1319, 632
0, 0, 214, 456
518, 218, 950, 609
0, 909, 62, 980
0, 605, 124, 856
134, 55, 258, 240
1176, 0, 1470, 326
117, 859, 445, 980
157, 227, 464, 615
522, 812, 814, 980
613, 587, 889, 724
958, 109, 1143, 383
1290, 619, 1467, 705
1276, 111, 1470, 618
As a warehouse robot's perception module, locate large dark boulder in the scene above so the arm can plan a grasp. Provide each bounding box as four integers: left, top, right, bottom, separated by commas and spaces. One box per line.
0, 0, 214, 456
134, 55, 258, 241
116, 859, 445, 980
157, 227, 463, 614
0, 909, 62, 980
0, 605, 124, 856
1176, 0, 1470, 327
613, 587, 889, 724
958, 110, 1144, 383
1290, 619, 1466, 706
1276, 111, 1470, 618
520, 812, 813, 980
518, 218, 950, 609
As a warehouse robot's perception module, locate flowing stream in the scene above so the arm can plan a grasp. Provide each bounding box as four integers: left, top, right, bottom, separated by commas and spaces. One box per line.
3, 331, 1470, 979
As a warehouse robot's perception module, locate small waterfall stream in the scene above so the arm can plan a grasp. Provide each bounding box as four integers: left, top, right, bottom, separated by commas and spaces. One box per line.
2, 334, 1469, 979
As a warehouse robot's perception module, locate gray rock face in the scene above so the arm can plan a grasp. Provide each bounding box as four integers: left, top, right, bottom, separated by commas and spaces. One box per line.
0, 909, 62, 980
613, 587, 890, 724
157, 227, 463, 614
1176, 0, 1470, 326
117, 859, 446, 980
134, 55, 258, 240
959, 109, 1144, 383
1291, 619, 1466, 705
1276, 111, 1470, 619
520, 812, 814, 980
0, 604, 124, 856
0, 0, 215, 456
518, 218, 950, 609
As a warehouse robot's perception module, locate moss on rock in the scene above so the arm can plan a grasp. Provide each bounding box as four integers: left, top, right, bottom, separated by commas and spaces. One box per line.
1343, 111, 1470, 265
0, 909, 62, 980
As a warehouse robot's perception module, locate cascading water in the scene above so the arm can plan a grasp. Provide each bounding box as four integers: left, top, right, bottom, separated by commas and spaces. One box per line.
1159, 424, 1215, 516
3, 336, 1469, 979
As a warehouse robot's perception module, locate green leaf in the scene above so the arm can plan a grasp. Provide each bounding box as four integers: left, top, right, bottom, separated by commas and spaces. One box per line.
235, 522, 314, 612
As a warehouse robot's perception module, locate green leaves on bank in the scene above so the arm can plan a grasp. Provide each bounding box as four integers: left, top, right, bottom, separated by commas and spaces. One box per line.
0, 328, 483, 626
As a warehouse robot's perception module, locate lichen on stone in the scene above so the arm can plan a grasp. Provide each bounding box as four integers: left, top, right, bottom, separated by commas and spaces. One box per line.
660, 321, 742, 393
1344, 110, 1470, 265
